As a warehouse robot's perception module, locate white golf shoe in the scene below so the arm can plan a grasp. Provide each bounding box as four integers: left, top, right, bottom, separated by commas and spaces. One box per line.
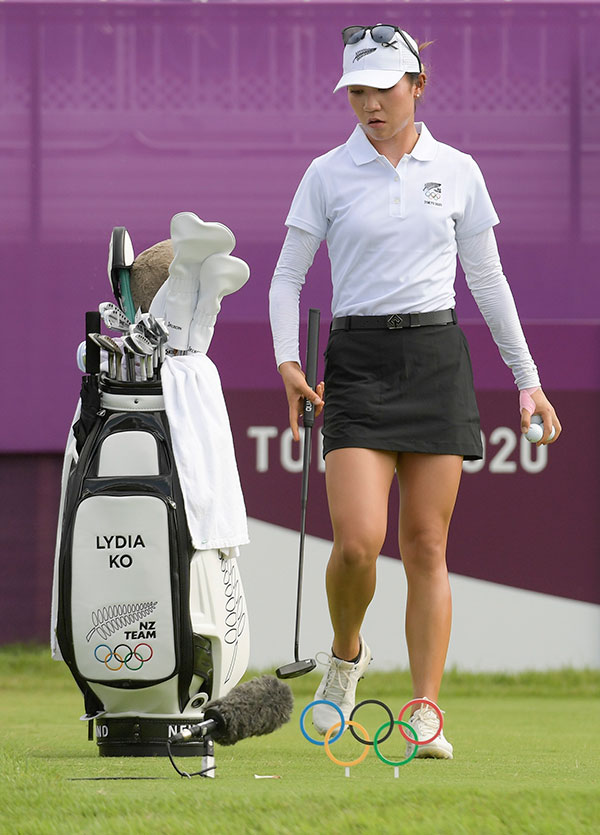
405, 702, 453, 759
312, 637, 372, 736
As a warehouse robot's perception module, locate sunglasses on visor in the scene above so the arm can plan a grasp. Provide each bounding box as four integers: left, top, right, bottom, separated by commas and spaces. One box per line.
341, 25, 422, 73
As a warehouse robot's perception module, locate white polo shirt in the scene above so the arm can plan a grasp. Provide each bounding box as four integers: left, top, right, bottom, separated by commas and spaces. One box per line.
285, 122, 499, 317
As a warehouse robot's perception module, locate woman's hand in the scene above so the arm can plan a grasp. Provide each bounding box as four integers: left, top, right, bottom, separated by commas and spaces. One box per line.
520, 387, 561, 445
279, 361, 324, 441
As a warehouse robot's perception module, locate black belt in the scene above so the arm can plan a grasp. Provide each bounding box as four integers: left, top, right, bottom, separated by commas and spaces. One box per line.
331, 309, 457, 331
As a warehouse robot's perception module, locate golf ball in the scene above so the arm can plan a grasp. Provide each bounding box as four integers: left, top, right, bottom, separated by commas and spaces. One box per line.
525, 415, 555, 443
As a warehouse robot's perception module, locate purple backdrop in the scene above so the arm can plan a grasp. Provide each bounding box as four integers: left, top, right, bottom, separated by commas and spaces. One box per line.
1, 1, 599, 642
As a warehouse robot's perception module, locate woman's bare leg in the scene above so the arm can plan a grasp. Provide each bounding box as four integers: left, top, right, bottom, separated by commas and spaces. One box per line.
324, 447, 398, 660
396, 453, 463, 701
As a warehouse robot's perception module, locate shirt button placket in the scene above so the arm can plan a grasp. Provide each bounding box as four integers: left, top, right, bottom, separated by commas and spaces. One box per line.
390, 171, 403, 217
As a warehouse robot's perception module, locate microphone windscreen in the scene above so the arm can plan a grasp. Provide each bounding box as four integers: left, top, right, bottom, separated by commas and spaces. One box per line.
204, 675, 294, 746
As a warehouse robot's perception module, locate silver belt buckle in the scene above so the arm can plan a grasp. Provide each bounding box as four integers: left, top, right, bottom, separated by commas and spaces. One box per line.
386, 314, 404, 330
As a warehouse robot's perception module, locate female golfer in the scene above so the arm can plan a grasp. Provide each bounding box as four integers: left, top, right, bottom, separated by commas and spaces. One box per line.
269, 25, 561, 758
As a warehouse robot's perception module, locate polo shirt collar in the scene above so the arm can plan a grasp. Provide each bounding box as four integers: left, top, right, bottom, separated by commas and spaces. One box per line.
411, 123, 437, 161
346, 121, 437, 165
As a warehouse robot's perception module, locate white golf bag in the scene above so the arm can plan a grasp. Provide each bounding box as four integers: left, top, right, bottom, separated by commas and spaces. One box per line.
55, 366, 250, 758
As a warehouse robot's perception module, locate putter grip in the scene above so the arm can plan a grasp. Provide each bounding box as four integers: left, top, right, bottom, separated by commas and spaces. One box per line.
85, 311, 101, 375
303, 308, 321, 429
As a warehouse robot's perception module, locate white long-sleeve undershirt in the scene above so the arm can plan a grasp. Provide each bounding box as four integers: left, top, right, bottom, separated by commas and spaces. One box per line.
269, 225, 540, 390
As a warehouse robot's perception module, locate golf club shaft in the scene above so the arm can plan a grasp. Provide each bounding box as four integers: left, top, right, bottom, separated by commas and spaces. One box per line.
292, 308, 321, 662
293, 424, 312, 662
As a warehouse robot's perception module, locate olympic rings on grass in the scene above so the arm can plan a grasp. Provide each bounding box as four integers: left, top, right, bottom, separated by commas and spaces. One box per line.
373, 720, 418, 767
397, 698, 443, 745
300, 696, 445, 770
299, 700, 345, 746
349, 699, 394, 746
324, 721, 370, 767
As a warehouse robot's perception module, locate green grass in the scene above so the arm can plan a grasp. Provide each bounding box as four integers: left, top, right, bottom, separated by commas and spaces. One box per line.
1, 645, 599, 834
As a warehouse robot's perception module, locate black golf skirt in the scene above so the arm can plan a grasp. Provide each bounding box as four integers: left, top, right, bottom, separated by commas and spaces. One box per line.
322, 322, 483, 460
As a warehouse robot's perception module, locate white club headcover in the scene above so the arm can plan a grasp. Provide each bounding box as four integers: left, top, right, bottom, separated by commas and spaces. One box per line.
188, 253, 250, 354
164, 212, 235, 351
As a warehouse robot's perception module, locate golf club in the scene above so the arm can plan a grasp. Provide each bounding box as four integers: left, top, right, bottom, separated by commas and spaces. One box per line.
128, 330, 155, 380
99, 301, 132, 334
136, 312, 168, 369
88, 333, 125, 380
152, 316, 169, 365
123, 334, 150, 381
131, 320, 160, 374
88, 333, 114, 378
102, 334, 124, 381
276, 307, 320, 679
122, 337, 138, 381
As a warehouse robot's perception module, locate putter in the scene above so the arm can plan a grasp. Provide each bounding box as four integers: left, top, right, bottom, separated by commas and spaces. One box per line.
276, 308, 321, 679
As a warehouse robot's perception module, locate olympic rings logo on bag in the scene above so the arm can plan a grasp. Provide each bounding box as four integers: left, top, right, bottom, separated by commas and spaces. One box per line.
299, 698, 443, 769
94, 642, 153, 671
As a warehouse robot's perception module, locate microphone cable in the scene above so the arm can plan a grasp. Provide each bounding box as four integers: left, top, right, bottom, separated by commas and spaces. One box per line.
166, 737, 216, 779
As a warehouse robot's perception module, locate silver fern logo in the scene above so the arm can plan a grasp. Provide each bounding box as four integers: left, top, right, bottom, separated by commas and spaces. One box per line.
423, 182, 442, 205
353, 47, 377, 63
85, 601, 158, 642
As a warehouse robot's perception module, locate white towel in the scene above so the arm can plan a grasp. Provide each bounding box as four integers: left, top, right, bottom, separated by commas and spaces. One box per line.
161, 354, 249, 552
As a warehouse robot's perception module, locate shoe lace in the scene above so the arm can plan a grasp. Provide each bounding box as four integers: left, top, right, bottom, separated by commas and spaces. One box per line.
411, 705, 444, 738
315, 651, 355, 700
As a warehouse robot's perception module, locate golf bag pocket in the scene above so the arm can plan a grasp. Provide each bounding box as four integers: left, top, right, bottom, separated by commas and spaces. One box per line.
56, 396, 196, 709
70, 493, 177, 685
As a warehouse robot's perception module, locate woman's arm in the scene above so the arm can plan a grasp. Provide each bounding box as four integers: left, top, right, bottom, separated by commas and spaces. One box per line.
458, 227, 560, 443
269, 226, 324, 440
458, 227, 539, 389
269, 226, 321, 366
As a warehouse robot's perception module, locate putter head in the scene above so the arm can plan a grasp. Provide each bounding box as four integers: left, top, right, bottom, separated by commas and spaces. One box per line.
275, 659, 317, 679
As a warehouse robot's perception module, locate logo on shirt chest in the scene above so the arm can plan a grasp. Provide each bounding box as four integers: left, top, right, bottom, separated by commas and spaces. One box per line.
423, 182, 442, 206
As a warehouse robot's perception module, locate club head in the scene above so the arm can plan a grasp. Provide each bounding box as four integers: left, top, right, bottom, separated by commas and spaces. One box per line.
90, 333, 121, 355
128, 331, 154, 355
99, 302, 132, 334
154, 317, 169, 339
143, 312, 168, 343
98, 334, 123, 357
87, 333, 105, 350
132, 323, 159, 347
275, 659, 317, 679
88, 333, 121, 380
